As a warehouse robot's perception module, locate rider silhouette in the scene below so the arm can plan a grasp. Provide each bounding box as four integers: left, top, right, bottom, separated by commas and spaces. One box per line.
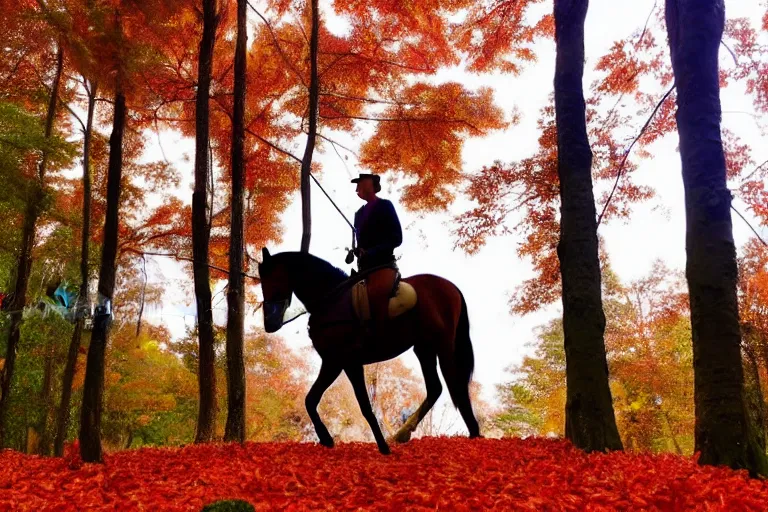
351, 173, 402, 271
350, 173, 402, 335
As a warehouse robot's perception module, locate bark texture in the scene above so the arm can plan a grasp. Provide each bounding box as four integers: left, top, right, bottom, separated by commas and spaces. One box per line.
665, 0, 767, 476
224, 0, 247, 443
299, 0, 319, 253
79, 86, 126, 463
192, 0, 219, 444
553, 0, 623, 452
54, 80, 97, 457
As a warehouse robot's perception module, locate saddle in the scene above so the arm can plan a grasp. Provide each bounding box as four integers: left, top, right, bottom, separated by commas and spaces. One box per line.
350, 266, 417, 325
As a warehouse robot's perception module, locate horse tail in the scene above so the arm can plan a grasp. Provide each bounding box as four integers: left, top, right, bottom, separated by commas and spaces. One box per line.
446, 287, 474, 408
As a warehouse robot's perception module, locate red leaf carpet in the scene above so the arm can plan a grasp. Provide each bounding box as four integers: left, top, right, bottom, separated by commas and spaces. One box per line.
2, 437, 767, 511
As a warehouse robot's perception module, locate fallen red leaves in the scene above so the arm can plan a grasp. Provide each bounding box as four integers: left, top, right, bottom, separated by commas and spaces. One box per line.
1, 437, 767, 511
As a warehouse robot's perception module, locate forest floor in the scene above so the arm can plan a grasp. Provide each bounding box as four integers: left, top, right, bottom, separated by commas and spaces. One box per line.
1, 437, 768, 511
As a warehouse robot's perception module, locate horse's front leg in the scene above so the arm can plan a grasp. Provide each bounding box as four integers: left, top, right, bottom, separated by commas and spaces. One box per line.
306, 361, 341, 448
345, 364, 391, 455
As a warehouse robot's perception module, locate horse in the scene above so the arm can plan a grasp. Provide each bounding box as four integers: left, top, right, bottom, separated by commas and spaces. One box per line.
257, 248, 480, 455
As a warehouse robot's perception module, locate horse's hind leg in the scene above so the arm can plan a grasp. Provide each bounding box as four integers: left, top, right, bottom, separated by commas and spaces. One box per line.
345, 365, 390, 455
437, 349, 481, 438
392, 347, 442, 443
306, 361, 341, 448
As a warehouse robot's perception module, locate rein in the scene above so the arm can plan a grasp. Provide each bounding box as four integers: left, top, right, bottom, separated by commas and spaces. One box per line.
275, 263, 398, 328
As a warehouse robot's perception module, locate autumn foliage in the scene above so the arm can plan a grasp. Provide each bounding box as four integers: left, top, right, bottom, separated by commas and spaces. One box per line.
4, 437, 768, 511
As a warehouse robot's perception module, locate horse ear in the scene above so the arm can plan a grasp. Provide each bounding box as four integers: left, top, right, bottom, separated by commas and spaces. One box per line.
261, 247, 271, 261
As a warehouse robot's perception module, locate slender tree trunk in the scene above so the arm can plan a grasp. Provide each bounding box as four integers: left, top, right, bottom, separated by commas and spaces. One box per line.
553, 0, 622, 453
79, 85, 126, 463
224, 0, 247, 443
299, 0, 319, 253
54, 80, 97, 457
743, 344, 766, 453
661, 408, 683, 455
0, 44, 64, 447
193, 0, 219, 444
665, 0, 767, 476
32, 338, 56, 455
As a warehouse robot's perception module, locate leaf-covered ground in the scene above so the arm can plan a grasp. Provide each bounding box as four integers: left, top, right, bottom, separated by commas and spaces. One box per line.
2, 437, 768, 511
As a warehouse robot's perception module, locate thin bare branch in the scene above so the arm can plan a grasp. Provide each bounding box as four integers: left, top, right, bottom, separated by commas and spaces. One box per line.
597, 84, 676, 227
123, 248, 261, 281
731, 205, 768, 247
721, 40, 738, 66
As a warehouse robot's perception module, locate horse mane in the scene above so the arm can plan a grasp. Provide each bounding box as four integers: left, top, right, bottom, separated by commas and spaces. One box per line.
274, 251, 349, 287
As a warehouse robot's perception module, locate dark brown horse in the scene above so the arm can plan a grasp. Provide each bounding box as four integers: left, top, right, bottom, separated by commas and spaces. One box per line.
257, 248, 480, 454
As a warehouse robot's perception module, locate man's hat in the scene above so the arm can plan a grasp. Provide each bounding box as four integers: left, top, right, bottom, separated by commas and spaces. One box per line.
351, 173, 381, 193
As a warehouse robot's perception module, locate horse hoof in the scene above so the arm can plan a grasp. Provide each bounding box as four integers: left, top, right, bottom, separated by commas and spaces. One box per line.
319, 437, 334, 448
378, 444, 391, 455
469, 433, 483, 439
392, 431, 411, 443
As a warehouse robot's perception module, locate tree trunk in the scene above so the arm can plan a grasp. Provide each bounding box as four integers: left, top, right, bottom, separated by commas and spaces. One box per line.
553, 0, 623, 453
224, 0, 246, 443
665, 0, 767, 476
79, 86, 126, 463
662, 408, 683, 455
299, 0, 319, 253
193, 0, 219, 444
54, 80, 97, 457
32, 338, 56, 455
743, 344, 766, 453
0, 44, 64, 447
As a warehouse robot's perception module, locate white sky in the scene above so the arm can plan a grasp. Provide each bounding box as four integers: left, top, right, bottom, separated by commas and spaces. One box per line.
135, 0, 768, 434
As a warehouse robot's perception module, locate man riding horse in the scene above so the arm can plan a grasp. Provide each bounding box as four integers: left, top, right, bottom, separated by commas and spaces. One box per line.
350, 173, 403, 337
257, 172, 480, 453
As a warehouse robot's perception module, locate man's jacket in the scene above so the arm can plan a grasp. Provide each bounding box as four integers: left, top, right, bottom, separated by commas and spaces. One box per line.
353, 198, 402, 269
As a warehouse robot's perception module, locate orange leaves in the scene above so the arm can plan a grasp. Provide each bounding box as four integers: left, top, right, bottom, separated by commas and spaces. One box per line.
723, 16, 768, 114
359, 83, 506, 211
739, 239, 768, 342
3, 437, 768, 510
453, 0, 552, 73
333, 0, 471, 71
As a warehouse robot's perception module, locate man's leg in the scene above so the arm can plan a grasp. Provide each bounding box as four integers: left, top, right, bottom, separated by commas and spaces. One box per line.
365, 268, 397, 330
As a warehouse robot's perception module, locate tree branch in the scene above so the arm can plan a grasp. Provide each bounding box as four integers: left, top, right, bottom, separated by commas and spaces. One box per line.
122, 248, 261, 281
731, 205, 768, 247
597, 84, 676, 227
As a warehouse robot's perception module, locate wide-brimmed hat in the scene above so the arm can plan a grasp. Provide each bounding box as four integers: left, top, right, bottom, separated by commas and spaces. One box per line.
351, 173, 381, 193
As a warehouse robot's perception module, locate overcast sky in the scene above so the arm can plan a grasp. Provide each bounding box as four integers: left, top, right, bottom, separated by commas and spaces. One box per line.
135, 0, 768, 434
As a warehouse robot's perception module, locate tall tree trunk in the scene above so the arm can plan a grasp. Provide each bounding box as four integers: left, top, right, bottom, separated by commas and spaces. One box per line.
31, 337, 56, 455
299, 0, 319, 253
79, 85, 126, 463
661, 408, 683, 455
224, 0, 246, 443
0, 44, 64, 447
743, 343, 766, 453
665, 0, 767, 476
54, 80, 97, 457
193, 0, 219, 444
553, 0, 622, 453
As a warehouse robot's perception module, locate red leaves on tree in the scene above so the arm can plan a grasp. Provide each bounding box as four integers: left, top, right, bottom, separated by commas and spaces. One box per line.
360, 82, 507, 211
3, 438, 768, 510
454, 0, 553, 74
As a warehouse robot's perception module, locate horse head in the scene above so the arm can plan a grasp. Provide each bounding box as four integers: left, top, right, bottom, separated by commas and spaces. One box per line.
258, 247, 293, 333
